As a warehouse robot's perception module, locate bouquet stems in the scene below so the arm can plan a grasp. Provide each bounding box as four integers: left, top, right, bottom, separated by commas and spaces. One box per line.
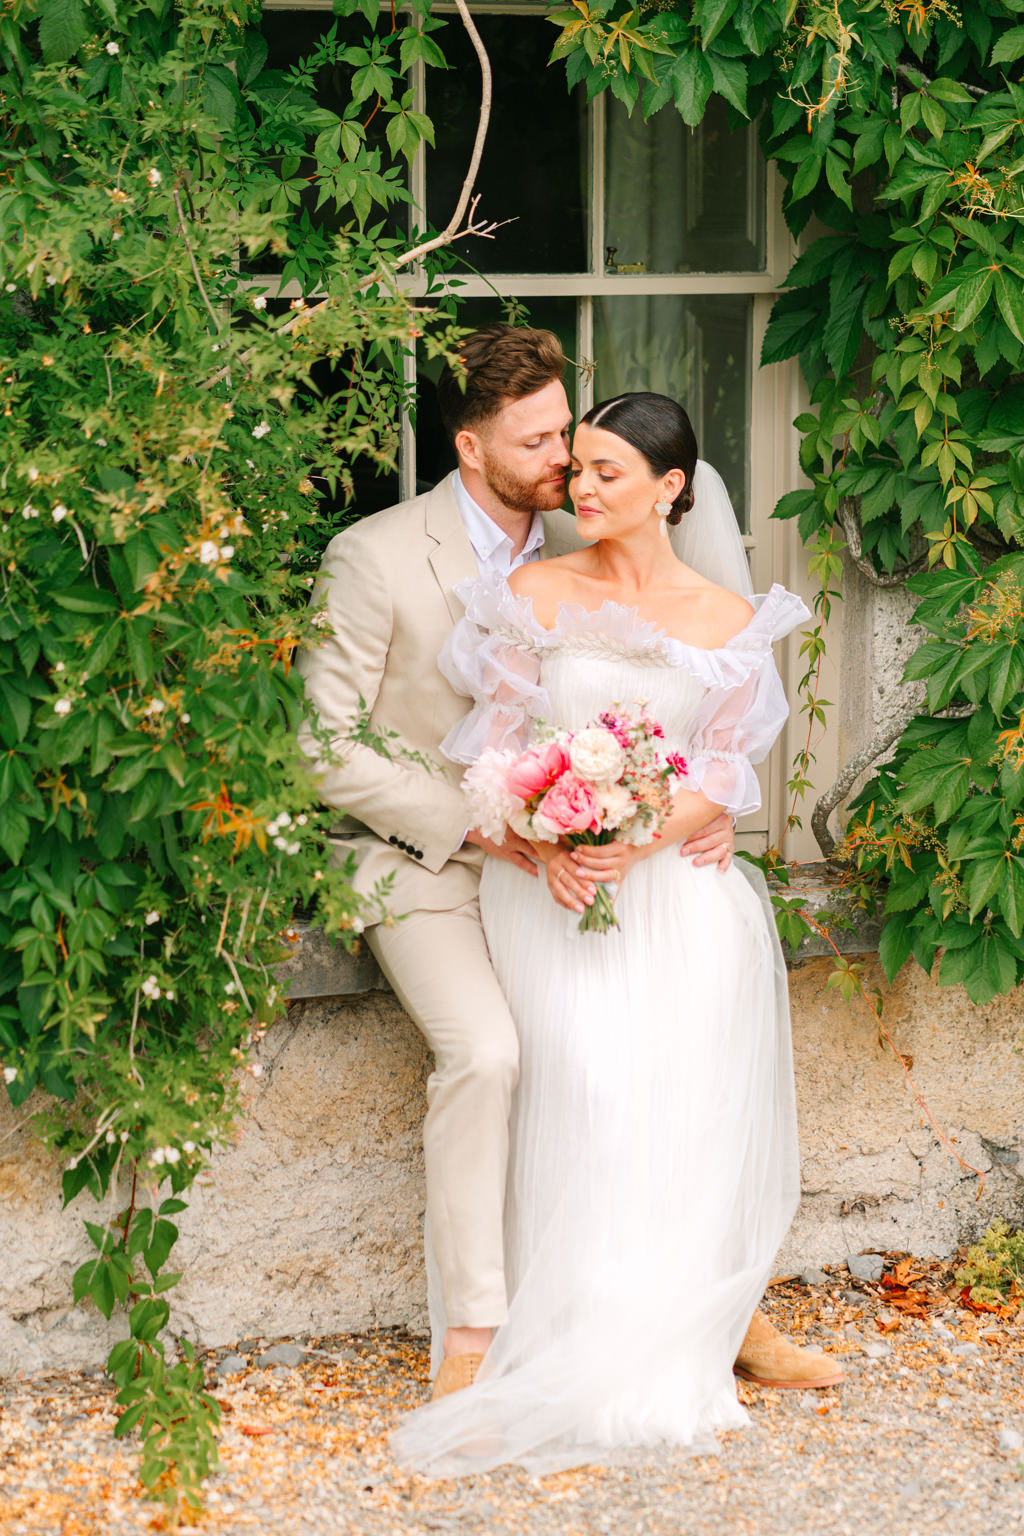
569, 830, 620, 934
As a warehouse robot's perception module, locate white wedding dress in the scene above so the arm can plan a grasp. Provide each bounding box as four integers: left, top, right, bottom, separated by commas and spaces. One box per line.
390, 574, 810, 1478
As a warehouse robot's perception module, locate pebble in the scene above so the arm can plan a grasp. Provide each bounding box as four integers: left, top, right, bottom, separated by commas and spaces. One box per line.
215, 1353, 248, 1377
800, 1267, 830, 1287
952, 1342, 980, 1357
937, 1395, 954, 1409
898, 1480, 922, 1500
999, 1426, 1024, 1453
840, 1288, 863, 1305
937, 1364, 953, 1378
862, 1342, 890, 1360
932, 1320, 955, 1340
258, 1343, 305, 1368
846, 1253, 885, 1282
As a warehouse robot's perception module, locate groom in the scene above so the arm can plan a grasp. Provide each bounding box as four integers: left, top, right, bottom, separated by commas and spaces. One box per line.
297, 324, 841, 1397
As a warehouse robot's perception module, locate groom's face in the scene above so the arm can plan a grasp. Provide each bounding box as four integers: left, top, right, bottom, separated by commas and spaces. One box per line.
462, 380, 572, 515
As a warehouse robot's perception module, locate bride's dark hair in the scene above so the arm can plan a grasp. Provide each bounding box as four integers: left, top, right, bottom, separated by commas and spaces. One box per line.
580, 392, 698, 525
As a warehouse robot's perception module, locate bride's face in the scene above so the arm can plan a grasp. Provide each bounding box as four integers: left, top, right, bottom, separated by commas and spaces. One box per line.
568, 423, 682, 540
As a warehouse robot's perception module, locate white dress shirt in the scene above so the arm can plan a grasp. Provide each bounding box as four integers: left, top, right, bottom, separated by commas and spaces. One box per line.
452, 471, 546, 577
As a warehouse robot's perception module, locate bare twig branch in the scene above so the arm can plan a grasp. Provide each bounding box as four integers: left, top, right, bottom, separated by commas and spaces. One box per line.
172, 185, 223, 333
811, 700, 923, 859
838, 497, 928, 588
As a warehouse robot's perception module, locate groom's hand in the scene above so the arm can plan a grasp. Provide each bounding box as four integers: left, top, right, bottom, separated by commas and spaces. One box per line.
465, 826, 539, 876
678, 811, 734, 872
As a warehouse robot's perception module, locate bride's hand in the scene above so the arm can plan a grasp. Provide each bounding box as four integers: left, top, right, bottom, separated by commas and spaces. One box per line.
569, 839, 648, 888
535, 844, 597, 914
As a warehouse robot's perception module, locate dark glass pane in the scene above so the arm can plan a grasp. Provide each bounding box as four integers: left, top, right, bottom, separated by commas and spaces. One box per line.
415, 298, 579, 495
425, 19, 587, 274
604, 96, 766, 274
593, 296, 751, 530
252, 11, 409, 277
256, 303, 400, 546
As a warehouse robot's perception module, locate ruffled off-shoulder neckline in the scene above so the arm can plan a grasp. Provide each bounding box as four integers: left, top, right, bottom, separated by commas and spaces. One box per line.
454, 574, 810, 689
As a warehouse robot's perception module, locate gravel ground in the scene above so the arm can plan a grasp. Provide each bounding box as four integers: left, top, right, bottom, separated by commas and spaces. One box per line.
2, 1257, 1023, 1536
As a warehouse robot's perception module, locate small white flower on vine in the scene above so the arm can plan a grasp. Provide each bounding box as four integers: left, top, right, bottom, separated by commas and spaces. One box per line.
219, 544, 234, 560
120, 1130, 129, 1143
143, 697, 165, 716
296, 814, 308, 826
250, 1063, 263, 1078
224, 981, 236, 995
105, 1130, 116, 1144
313, 870, 323, 881
164, 988, 174, 1001
21, 503, 38, 519
147, 168, 162, 187
54, 698, 72, 716
151, 1147, 165, 1165
26, 466, 38, 481
3, 1067, 16, 1085
252, 295, 267, 310
144, 910, 160, 925
164, 1146, 181, 1164
141, 975, 161, 999
198, 540, 220, 564
52, 504, 69, 522
183, 1140, 195, 1154
4, 283, 14, 293
112, 230, 122, 240
252, 421, 270, 440
351, 918, 365, 934
106, 40, 119, 54
273, 835, 288, 851
181, 712, 190, 723
54, 661, 65, 672
286, 840, 300, 854
45, 275, 57, 287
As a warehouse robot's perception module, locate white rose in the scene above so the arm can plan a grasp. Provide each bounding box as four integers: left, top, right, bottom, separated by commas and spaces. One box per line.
596, 782, 634, 830
569, 727, 626, 786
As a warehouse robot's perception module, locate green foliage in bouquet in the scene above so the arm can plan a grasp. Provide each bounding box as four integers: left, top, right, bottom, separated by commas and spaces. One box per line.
0, 0, 458, 1507
549, 0, 1024, 1000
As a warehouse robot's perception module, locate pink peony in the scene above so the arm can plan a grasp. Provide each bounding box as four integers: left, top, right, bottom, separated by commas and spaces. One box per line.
533, 774, 603, 838
506, 741, 572, 801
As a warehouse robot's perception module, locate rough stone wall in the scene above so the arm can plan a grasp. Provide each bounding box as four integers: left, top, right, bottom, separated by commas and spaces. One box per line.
3, 958, 1022, 1375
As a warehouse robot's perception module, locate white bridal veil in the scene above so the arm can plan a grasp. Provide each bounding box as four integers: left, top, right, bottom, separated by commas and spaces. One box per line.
671, 459, 754, 600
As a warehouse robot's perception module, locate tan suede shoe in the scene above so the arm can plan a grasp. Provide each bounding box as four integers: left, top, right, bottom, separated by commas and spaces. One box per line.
431, 1351, 485, 1401
734, 1308, 845, 1389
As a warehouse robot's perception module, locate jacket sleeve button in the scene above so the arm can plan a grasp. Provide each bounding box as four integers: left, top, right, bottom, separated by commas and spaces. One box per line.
414, 849, 424, 860
388, 835, 398, 845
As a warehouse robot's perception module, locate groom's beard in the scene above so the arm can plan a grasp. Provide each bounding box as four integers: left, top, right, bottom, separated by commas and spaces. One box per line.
480, 450, 568, 514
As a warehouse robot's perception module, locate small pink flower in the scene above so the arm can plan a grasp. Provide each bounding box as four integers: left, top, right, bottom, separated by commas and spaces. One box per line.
666, 752, 689, 777
506, 742, 571, 801
534, 774, 602, 838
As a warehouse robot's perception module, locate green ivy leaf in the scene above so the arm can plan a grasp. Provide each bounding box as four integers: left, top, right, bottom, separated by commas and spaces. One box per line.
38, 0, 88, 63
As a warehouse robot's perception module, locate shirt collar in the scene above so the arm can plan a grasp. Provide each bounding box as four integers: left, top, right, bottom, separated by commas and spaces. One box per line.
452, 471, 545, 566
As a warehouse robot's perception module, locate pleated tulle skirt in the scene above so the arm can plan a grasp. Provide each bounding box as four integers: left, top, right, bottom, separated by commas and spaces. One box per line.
390, 851, 801, 1478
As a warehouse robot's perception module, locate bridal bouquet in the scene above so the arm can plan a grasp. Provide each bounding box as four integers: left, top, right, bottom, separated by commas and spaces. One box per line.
462, 704, 688, 933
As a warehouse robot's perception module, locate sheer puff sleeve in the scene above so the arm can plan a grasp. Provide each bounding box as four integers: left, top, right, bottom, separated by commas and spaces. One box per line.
683, 585, 810, 820
438, 575, 551, 765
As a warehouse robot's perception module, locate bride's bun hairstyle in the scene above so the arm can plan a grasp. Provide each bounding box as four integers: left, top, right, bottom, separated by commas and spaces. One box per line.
581, 393, 698, 524
437, 324, 566, 441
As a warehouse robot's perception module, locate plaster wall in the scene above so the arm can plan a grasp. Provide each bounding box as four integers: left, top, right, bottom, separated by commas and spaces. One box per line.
2, 956, 1022, 1376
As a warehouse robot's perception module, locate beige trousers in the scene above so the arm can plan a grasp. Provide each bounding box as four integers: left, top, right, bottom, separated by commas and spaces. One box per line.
366, 897, 519, 1328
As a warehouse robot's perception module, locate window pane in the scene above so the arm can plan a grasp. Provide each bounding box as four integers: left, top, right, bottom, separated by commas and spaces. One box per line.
425, 19, 587, 274
604, 97, 765, 274
415, 299, 578, 494
255, 10, 409, 274
592, 296, 751, 530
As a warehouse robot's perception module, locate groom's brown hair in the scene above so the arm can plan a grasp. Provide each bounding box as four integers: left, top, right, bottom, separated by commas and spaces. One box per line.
436, 324, 565, 441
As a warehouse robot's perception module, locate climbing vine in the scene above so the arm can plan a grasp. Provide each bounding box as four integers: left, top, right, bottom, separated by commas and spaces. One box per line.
551, 0, 1024, 1002
0, 0, 465, 1508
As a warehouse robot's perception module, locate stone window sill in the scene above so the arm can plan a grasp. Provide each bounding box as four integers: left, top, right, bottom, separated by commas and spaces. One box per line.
278, 862, 881, 1001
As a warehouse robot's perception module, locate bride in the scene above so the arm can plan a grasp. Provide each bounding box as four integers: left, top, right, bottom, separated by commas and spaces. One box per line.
391, 392, 835, 1477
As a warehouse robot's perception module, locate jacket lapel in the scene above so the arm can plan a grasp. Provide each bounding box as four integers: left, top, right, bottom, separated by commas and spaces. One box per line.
425, 475, 478, 623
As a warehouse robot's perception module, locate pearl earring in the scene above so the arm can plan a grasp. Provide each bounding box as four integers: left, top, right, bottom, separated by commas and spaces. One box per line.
654, 499, 672, 538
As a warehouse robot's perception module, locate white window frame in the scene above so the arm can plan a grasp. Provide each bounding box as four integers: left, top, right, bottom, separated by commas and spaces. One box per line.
261, 0, 804, 852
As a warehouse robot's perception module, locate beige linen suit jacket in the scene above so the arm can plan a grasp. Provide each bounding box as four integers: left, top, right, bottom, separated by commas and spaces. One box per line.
297, 473, 580, 914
